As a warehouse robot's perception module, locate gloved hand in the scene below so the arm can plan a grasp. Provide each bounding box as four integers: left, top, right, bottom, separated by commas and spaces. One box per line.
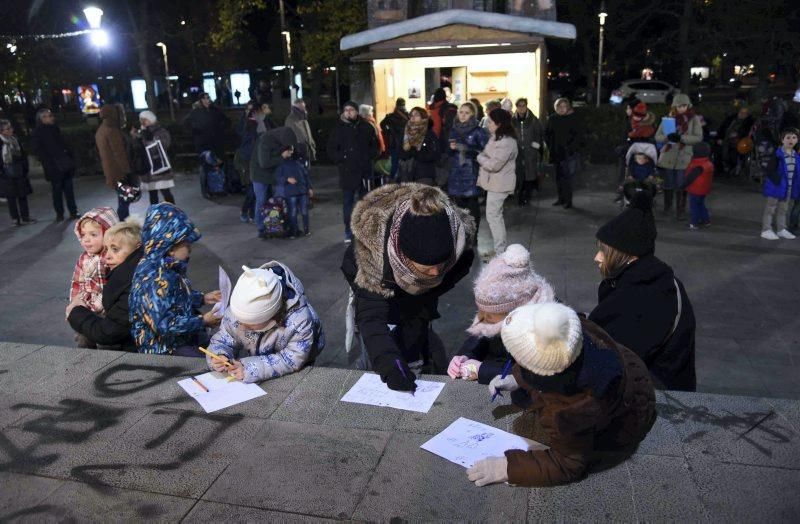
460, 359, 482, 380
383, 360, 417, 392
667, 132, 681, 143
488, 374, 519, 397
467, 457, 509, 487
447, 355, 468, 379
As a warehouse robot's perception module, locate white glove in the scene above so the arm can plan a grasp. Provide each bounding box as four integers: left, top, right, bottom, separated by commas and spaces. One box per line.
488, 374, 519, 397
447, 355, 468, 379
467, 456, 509, 487
531, 141, 541, 150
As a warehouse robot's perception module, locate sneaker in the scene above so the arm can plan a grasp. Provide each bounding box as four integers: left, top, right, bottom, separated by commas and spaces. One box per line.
688, 224, 699, 230
240, 215, 249, 223
54, 215, 65, 223
344, 238, 352, 244
761, 230, 779, 240
21, 217, 37, 225
258, 230, 268, 240
700, 221, 711, 229
11, 219, 21, 227
248, 217, 255, 224
304, 231, 311, 237
551, 200, 564, 206
777, 229, 796, 239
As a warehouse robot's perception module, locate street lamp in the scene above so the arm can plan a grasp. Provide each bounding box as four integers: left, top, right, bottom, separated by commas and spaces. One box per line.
596, 2, 607, 108
83, 6, 103, 29
156, 42, 175, 121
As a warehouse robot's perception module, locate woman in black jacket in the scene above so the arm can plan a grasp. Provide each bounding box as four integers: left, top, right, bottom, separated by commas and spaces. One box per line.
67, 220, 143, 351
399, 107, 440, 185
588, 188, 696, 391
0, 119, 36, 226
341, 184, 475, 391
30, 108, 80, 221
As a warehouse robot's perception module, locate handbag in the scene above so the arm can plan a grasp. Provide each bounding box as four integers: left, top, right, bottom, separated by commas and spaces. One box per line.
116, 173, 141, 203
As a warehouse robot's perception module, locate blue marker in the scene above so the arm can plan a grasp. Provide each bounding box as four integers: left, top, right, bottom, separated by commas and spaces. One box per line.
491, 359, 513, 402
396, 358, 415, 396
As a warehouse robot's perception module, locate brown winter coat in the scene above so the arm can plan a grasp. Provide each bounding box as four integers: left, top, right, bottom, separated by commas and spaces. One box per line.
95, 105, 131, 188
504, 319, 656, 487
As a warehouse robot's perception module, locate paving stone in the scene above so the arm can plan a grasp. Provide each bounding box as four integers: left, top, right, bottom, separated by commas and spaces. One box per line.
662, 391, 800, 469
0, 342, 45, 362
204, 420, 391, 520
353, 431, 528, 523
185, 500, 337, 523
636, 406, 685, 457
270, 367, 355, 424
71, 407, 266, 498
765, 397, 800, 433
0, 471, 64, 518
626, 455, 707, 522
526, 460, 635, 522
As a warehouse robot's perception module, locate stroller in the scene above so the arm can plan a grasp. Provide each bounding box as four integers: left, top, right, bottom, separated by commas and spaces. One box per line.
199, 151, 244, 197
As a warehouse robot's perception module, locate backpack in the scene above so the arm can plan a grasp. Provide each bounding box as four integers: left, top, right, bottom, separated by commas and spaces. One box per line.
205, 166, 226, 195
260, 197, 286, 237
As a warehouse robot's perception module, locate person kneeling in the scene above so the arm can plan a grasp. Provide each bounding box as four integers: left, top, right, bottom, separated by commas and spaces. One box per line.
67, 217, 143, 351
467, 302, 656, 487
206, 263, 325, 382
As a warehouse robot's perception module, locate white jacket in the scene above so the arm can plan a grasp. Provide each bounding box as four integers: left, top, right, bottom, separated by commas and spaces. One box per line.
477, 135, 518, 193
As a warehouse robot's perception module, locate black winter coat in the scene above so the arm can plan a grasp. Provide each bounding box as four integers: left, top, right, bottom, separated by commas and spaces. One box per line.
326, 116, 378, 191
588, 254, 696, 391
399, 128, 440, 184
183, 106, 230, 154
30, 124, 74, 182
380, 110, 408, 153
545, 112, 584, 163
0, 144, 32, 198
68, 247, 143, 351
341, 241, 474, 377
459, 335, 513, 384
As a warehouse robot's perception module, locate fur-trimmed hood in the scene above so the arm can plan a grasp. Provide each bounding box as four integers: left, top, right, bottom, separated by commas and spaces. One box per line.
350, 183, 476, 298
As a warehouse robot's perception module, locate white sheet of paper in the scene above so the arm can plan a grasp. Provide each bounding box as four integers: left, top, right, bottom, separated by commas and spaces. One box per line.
420, 417, 547, 469
178, 371, 266, 413
212, 266, 232, 318
340, 372, 444, 413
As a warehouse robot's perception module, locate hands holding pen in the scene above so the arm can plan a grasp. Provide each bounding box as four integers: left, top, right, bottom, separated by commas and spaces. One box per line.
200, 347, 244, 381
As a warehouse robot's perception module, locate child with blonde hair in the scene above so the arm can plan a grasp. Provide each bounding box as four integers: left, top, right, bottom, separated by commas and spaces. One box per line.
67, 216, 143, 351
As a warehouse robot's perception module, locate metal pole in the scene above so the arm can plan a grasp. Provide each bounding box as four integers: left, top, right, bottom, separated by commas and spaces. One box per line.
161, 45, 175, 121
596, 24, 604, 108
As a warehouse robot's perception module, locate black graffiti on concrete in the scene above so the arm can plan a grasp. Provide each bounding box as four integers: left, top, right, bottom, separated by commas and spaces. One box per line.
93, 363, 188, 397
659, 395, 793, 457
0, 399, 127, 472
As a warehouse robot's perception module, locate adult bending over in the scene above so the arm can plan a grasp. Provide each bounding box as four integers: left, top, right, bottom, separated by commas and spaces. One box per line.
589, 188, 697, 391
342, 184, 476, 391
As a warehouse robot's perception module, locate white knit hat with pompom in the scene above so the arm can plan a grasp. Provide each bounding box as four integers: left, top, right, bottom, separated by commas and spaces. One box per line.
500, 302, 583, 376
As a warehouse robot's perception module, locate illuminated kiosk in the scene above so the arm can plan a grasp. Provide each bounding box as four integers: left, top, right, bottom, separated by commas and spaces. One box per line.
340, 9, 576, 121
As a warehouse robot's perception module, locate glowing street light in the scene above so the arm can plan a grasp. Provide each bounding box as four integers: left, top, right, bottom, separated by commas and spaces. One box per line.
90, 29, 109, 47
156, 42, 176, 121
83, 6, 103, 29
596, 2, 608, 107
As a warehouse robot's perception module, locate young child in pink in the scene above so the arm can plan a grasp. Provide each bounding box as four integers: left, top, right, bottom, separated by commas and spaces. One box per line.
68, 208, 119, 336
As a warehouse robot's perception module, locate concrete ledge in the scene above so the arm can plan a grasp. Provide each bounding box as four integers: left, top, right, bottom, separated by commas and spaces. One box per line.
0, 343, 798, 522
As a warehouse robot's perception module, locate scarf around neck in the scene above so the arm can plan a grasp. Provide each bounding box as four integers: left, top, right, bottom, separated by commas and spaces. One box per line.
387, 199, 467, 296
675, 109, 695, 134
1, 134, 22, 165
403, 119, 428, 150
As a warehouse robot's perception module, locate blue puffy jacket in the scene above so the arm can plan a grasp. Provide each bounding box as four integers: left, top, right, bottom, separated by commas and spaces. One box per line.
129, 203, 204, 354
274, 158, 311, 198
763, 148, 800, 200
447, 121, 488, 197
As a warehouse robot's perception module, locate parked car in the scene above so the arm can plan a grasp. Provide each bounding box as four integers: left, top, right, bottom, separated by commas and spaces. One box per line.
610, 80, 681, 105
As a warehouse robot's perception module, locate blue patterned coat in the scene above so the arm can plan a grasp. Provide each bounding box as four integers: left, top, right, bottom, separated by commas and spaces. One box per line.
129, 203, 204, 354
447, 121, 488, 197
206, 261, 325, 382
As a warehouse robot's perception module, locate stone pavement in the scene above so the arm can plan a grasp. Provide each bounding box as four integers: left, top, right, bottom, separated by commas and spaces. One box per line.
0, 343, 798, 522
0, 163, 798, 399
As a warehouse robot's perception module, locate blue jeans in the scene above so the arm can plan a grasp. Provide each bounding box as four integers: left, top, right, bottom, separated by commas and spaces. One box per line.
253, 182, 272, 233
117, 195, 130, 221
285, 194, 310, 236
662, 168, 685, 190
688, 194, 709, 225
342, 189, 360, 239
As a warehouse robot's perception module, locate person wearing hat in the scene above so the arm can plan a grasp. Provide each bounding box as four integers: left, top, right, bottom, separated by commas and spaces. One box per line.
477, 107, 518, 258
380, 98, 409, 180
628, 101, 656, 143
182, 92, 230, 198
545, 98, 584, 209
206, 262, 325, 382
327, 101, 379, 243
682, 142, 714, 230
466, 302, 656, 487
447, 244, 555, 384
341, 184, 476, 391
131, 110, 175, 206
588, 189, 697, 391
655, 94, 703, 219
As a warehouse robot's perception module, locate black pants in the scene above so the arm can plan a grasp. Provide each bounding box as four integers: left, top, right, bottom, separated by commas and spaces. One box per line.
148, 189, 175, 205
7, 196, 30, 221
51, 176, 78, 217
241, 184, 256, 219
452, 195, 480, 239
555, 160, 575, 206
517, 180, 538, 204
116, 195, 130, 221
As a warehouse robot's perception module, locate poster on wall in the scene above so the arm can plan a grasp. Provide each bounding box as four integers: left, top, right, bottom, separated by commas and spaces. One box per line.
408, 81, 421, 99
77, 84, 101, 115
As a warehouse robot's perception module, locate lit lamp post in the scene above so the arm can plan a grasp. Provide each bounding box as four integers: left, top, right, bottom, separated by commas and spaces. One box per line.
596, 2, 607, 108
156, 42, 175, 121
83, 6, 108, 88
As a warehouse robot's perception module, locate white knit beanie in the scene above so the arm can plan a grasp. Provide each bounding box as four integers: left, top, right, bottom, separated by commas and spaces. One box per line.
229, 265, 283, 325
139, 110, 157, 124
500, 303, 583, 376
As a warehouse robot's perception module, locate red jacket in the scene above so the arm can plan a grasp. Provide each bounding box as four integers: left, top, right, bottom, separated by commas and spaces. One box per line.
684, 157, 714, 196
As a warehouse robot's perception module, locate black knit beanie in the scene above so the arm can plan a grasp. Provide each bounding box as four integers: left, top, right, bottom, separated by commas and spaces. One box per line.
398, 211, 454, 265
596, 188, 657, 256
343, 100, 359, 112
